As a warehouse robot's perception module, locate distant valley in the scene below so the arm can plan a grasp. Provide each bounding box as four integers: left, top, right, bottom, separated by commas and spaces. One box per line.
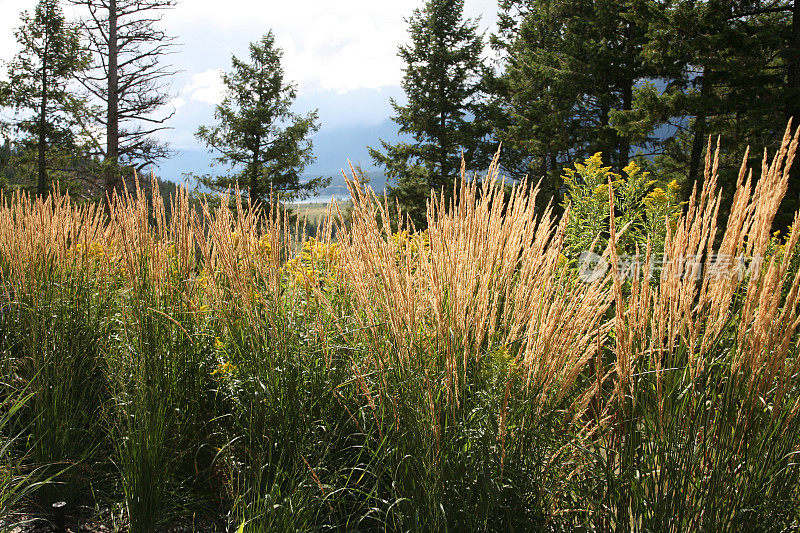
155, 118, 401, 198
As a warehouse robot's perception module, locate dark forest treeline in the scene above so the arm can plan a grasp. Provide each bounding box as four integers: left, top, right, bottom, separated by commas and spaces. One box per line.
373, 0, 800, 227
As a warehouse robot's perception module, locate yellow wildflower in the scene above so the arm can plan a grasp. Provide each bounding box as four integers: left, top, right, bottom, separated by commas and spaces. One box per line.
87, 241, 106, 261
212, 361, 236, 376
593, 184, 608, 198
250, 289, 263, 305
622, 160, 640, 177
645, 187, 669, 206
496, 345, 511, 361
284, 237, 340, 289
256, 234, 272, 256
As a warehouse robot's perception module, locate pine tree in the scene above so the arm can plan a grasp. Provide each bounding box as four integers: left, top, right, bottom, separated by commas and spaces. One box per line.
617, 0, 796, 225
488, 0, 653, 203
71, 0, 177, 193
195, 32, 325, 204
369, 0, 487, 228
486, 0, 582, 201
2, 0, 88, 196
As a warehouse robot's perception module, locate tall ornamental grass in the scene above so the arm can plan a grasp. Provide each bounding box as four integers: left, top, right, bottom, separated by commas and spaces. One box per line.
0, 126, 798, 531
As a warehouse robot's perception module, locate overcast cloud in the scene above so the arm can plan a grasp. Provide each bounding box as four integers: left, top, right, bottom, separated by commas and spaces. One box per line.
1, 0, 497, 94
0, 0, 498, 170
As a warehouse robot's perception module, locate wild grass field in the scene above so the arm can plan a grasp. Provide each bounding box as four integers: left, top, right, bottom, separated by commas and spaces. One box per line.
1, 128, 800, 532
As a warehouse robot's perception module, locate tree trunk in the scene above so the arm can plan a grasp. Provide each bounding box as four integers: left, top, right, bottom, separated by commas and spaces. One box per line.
688, 114, 707, 191
688, 73, 710, 193
251, 134, 261, 202
547, 152, 558, 210
787, 0, 800, 123
619, 83, 633, 170
37, 48, 49, 197
439, 112, 448, 192
599, 99, 611, 164
437, 66, 448, 192
106, 0, 120, 194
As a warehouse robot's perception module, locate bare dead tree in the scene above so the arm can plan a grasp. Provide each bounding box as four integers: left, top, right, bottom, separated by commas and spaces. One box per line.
71, 0, 177, 192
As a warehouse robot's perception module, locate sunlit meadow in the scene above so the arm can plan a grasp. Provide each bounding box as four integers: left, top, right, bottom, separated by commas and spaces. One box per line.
1, 127, 800, 531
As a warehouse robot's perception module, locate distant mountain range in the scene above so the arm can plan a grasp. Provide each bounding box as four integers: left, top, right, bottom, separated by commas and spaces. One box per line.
155, 118, 403, 198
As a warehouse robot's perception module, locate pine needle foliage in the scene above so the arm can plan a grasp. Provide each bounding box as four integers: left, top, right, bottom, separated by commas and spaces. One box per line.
196, 32, 327, 204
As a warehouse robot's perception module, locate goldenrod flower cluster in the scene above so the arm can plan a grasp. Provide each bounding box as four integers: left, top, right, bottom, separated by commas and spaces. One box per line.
564, 153, 622, 188
644, 180, 680, 208
72, 240, 120, 262
164, 243, 180, 279
211, 361, 236, 377
283, 237, 341, 289
765, 226, 800, 262
196, 269, 210, 289
252, 234, 272, 257
561, 153, 685, 258
69, 240, 127, 277
391, 230, 430, 257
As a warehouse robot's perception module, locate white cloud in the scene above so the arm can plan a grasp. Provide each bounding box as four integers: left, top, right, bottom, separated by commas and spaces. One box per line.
0, 0, 84, 81
183, 69, 225, 105
170, 97, 187, 110
0, 0, 499, 152
164, 0, 497, 94
2, 0, 498, 95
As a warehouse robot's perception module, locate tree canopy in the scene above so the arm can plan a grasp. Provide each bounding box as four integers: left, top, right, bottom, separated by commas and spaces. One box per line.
370, 0, 487, 227
2, 0, 88, 196
195, 32, 325, 204
71, 0, 177, 193
488, 0, 799, 225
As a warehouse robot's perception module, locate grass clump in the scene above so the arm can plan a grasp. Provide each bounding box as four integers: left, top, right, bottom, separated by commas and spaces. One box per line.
0, 129, 799, 530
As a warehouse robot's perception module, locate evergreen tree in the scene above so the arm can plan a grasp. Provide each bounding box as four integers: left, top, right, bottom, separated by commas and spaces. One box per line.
195, 32, 325, 204
495, 0, 796, 223
2, 0, 88, 196
0, 140, 16, 191
614, 0, 797, 226
486, 0, 581, 201
487, 0, 654, 204
369, 0, 487, 228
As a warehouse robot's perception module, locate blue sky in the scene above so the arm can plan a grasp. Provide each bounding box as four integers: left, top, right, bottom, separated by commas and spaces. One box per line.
0, 0, 498, 188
